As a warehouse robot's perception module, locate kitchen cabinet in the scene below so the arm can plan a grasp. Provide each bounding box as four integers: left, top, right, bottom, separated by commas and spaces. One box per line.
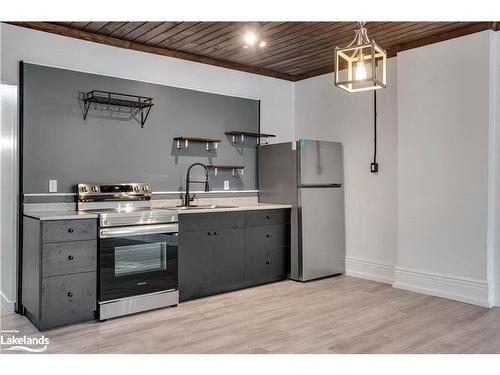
178, 229, 214, 300
22, 216, 97, 330
245, 224, 290, 285
212, 228, 245, 289
178, 209, 290, 302
179, 212, 245, 301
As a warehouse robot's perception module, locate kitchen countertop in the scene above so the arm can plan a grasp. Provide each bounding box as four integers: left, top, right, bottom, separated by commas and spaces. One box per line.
24, 210, 99, 221
166, 203, 292, 214
24, 203, 291, 220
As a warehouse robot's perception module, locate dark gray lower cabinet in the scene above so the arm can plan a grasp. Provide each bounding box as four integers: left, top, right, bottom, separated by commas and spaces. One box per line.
178, 230, 214, 300
246, 246, 288, 284
179, 209, 290, 302
22, 216, 97, 330
212, 228, 245, 289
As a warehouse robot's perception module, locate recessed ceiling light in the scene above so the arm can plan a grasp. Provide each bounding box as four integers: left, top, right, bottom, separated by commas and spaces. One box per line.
243, 32, 258, 47
242, 23, 266, 49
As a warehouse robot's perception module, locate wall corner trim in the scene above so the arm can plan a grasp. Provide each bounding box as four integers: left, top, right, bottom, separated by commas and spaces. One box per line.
345, 256, 395, 284
392, 267, 493, 308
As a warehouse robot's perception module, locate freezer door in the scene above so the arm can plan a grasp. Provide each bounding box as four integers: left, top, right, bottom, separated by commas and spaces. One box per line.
299, 187, 345, 280
298, 140, 343, 185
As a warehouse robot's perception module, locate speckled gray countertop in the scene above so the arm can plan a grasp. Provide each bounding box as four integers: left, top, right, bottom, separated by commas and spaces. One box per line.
24, 204, 291, 221
24, 211, 99, 221
167, 203, 292, 215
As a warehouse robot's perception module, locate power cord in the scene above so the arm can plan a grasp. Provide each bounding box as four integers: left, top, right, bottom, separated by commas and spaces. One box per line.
371, 91, 379, 173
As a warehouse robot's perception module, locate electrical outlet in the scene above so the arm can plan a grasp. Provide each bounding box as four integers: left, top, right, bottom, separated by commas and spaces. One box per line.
49, 179, 58, 193
224, 180, 230, 190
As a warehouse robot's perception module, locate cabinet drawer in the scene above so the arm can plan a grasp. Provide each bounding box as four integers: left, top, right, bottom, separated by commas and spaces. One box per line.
42, 240, 96, 277
179, 212, 244, 232
244, 209, 290, 227
42, 219, 97, 243
245, 246, 288, 282
245, 224, 290, 250
41, 272, 96, 328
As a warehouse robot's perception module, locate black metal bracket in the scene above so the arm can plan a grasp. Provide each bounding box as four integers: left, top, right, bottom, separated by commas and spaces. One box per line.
82, 90, 154, 128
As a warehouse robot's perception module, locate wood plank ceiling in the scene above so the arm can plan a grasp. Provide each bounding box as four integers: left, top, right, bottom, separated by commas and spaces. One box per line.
9, 21, 499, 81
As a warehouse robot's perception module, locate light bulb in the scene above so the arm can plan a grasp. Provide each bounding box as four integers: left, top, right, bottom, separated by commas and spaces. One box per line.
259, 40, 266, 48
355, 53, 367, 80
243, 32, 258, 47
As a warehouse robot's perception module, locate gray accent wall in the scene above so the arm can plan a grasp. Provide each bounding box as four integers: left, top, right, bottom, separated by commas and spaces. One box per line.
22, 63, 259, 193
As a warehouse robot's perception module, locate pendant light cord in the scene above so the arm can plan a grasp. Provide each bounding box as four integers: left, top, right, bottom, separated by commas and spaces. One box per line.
371, 90, 379, 173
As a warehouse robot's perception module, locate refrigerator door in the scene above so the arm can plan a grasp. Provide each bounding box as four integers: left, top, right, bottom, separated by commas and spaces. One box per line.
298, 140, 343, 185
299, 186, 345, 281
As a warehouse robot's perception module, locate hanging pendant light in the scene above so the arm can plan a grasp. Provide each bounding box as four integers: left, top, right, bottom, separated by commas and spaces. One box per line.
334, 22, 387, 93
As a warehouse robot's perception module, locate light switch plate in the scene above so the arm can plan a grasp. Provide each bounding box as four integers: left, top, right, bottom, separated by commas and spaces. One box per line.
49, 179, 57, 193
224, 180, 229, 190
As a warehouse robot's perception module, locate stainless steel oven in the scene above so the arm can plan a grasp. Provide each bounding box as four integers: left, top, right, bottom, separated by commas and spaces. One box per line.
77, 182, 179, 320
99, 224, 178, 313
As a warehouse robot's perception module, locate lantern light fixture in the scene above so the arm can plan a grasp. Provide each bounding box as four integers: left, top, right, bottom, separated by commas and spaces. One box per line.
334, 22, 387, 93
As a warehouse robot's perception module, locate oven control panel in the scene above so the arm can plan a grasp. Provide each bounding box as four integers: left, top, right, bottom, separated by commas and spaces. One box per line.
77, 183, 152, 201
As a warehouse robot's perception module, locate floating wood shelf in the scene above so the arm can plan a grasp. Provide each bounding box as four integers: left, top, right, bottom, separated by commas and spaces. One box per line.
174, 136, 221, 151
225, 131, 276, 144
82, 90, 154, 128
208, 164, 245, 176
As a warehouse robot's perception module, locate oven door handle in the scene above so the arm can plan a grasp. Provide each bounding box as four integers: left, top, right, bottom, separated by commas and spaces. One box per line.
99, 224, 178, 238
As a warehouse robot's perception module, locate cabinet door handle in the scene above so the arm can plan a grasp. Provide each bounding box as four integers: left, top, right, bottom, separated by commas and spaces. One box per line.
266, 234, 272, 238
67, 228, 74, 233
266, 215, 271, 220
266, 260, 271, 265
214, 231, 219, 236
67, 292, 73, 297
68, 255, 74, 260
208, 232, 212, 236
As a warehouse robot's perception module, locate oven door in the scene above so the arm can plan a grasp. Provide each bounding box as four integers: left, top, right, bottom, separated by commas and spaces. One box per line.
99, 223, 178, 302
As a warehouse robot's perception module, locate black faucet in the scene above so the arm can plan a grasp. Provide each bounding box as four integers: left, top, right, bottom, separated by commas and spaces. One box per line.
184, 163, 210, 206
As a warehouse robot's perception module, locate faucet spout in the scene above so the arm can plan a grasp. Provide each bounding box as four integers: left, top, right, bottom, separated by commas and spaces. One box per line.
184, 163, 209, 207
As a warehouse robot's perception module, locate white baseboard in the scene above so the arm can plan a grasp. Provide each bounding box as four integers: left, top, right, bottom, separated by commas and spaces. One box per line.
345, 256, 395, 284
393, 267, 493, 308
0, 290, 16, 315
345, 257, 495, 308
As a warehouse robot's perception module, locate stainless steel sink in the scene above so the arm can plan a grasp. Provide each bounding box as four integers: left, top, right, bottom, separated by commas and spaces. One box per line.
176, 204, 239, 210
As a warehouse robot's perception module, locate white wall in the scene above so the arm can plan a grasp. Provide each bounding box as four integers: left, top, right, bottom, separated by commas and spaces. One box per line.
495, 31, 500, 305
0, 84, 18, 313
295, 59, 398, 283
0, 23, 295, 306
395, 31, 497, 307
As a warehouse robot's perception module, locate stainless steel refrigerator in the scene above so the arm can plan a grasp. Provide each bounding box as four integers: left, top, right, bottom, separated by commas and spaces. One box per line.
258, 139, 345, 281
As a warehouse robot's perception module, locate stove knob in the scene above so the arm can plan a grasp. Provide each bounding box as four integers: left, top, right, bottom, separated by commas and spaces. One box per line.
143, 185, 149, 192
91, 186, 99, 193
81, 186, 88, 193
134, 185, 140, 192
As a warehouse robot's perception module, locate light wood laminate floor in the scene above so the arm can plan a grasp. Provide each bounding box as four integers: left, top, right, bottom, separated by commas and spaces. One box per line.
2, 276, 500, 354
